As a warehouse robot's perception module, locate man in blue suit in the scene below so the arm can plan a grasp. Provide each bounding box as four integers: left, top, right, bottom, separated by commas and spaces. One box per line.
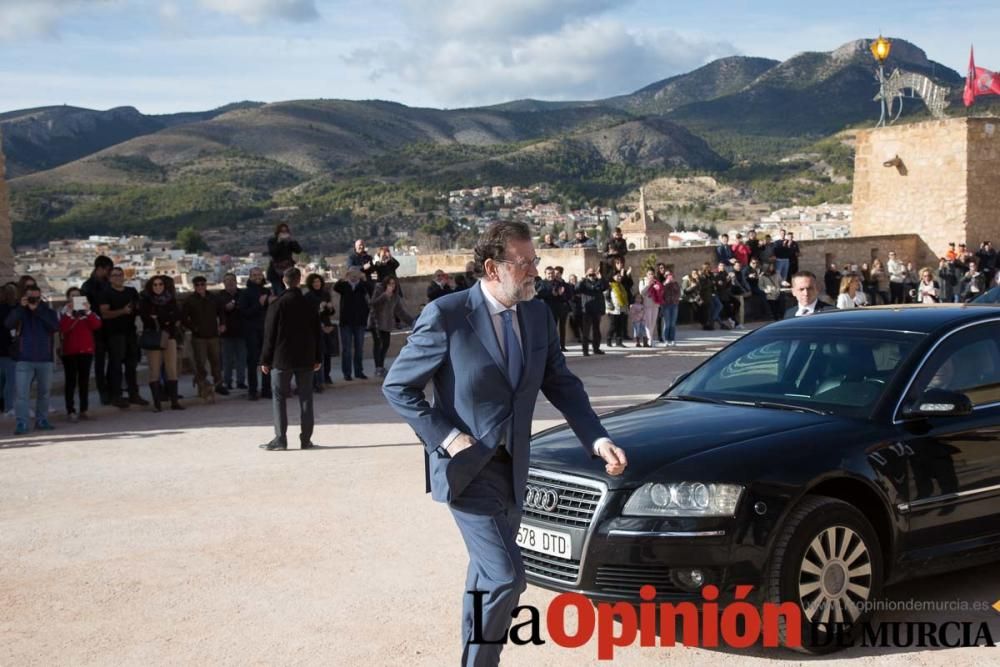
383, 221, 628, 666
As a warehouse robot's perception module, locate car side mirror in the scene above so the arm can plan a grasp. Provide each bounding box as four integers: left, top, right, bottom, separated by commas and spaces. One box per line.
900, 389, 973, 419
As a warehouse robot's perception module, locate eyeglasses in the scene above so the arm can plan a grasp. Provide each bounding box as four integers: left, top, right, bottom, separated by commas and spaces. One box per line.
497, 257, 541, 269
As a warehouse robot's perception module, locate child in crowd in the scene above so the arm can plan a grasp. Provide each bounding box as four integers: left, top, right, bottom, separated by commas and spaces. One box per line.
629, 295, 649, 348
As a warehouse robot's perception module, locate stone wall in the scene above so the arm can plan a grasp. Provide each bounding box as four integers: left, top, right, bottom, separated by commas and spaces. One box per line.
0, 132, 13, 284
853, 117, 1000, 257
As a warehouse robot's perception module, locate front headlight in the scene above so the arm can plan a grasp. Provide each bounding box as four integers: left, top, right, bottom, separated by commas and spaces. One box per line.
622, 482, 744, 517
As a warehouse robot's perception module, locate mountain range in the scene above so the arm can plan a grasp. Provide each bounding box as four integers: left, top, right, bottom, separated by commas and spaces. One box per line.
1, 37, 986, 249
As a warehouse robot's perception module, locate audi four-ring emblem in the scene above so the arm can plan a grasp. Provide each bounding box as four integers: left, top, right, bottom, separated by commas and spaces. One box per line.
525, 485, 560, 512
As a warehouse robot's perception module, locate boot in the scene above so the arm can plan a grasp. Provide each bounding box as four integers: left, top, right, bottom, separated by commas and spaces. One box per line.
167, 380, 185, 410
149, 381, 163, 412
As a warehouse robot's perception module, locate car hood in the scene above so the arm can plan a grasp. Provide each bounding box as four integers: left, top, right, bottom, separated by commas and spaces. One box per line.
529, 399, 840, 489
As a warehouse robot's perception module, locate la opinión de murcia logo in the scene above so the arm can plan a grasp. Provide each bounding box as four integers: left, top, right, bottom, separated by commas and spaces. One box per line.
468, 585, 999, 659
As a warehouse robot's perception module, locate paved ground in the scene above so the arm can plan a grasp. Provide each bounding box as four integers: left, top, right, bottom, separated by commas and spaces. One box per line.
2, 325, 997, 666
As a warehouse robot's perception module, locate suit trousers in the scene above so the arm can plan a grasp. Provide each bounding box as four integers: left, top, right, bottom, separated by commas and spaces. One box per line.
270, 367, 314, 443
449, 458, 525, 667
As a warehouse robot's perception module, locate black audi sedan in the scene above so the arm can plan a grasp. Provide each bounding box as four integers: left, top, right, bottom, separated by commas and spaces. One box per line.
519, 305, 1000, 651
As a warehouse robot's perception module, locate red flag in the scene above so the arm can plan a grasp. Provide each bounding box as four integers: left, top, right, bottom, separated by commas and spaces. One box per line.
965, 45, 1000, 107
964, 46, 976, 106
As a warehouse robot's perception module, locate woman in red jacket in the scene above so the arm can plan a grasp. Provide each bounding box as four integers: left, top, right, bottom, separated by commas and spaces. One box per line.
59, 286, 102, 422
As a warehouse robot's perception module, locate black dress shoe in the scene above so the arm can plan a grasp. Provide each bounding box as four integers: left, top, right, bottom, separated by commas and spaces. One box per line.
259, 439, 287, 451
248, 391, 259, 401
300, 441, 315, 450
356, 373, 368, 380
594, 349, 606, 355
343, 376, 353, 381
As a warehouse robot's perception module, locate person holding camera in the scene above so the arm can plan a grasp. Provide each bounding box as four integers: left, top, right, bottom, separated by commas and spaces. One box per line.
5, 284, 59, 435
266, 223, 302, 296
59, 287, 102, 422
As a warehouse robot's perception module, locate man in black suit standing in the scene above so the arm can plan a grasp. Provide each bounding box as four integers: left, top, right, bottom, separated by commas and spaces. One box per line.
785, 271, 832, 318
259, 267, 322, 451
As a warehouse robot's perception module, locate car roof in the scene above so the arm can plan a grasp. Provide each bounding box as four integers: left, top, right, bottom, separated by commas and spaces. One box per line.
763, 304, 1000, 334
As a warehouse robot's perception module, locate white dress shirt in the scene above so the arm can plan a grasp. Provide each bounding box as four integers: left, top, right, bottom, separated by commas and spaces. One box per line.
796, 300, 820, 316
441, 281, 611, 455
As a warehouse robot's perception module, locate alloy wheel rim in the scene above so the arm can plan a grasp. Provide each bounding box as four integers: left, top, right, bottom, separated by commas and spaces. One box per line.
797, 525, 872, 627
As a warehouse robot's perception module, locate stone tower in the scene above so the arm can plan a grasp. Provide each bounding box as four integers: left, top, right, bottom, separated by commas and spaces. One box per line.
853, 117, 1000, 259
0, 131, 12, 283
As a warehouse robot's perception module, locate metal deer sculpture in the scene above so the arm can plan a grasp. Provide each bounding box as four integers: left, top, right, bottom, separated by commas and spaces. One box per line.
874, 68, 951, 124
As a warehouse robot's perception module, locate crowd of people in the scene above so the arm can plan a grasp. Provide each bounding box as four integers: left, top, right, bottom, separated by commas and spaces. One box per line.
0, 224, 415, 436
825, 240, 1000, 308
5, 220, 998, 436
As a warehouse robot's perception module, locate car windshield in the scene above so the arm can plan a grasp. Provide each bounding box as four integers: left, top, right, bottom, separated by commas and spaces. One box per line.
972, 285, 1000, 304
665, 329, 924, 418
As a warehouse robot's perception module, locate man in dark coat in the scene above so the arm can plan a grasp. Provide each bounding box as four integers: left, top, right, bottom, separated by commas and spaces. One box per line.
333, 267, 373, 380
239, 267, 273, 400
427, 270, 454, 302
785, 272, 833, 318
576, 267, 608, 356
347, 239, 376, 281
259, 268, 322, 450
81, 255, 113, 404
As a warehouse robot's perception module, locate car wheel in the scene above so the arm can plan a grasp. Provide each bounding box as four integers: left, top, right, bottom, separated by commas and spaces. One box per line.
762, 495, 883, 654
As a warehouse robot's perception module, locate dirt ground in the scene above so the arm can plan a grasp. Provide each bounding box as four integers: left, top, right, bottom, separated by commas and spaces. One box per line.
2, 328, 997, 666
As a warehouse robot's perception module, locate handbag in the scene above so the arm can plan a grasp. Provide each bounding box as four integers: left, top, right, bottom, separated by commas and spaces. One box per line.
140, 321, 169, 350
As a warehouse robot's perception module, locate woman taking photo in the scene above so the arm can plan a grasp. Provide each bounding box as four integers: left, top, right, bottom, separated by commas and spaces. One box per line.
59, 287, 102, 421
369, 276, 413, 377
139, 275, 184, 411
266, 223, 302, 295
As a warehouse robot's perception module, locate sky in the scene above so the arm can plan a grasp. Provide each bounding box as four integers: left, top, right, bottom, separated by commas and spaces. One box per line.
1, 0, 999, 114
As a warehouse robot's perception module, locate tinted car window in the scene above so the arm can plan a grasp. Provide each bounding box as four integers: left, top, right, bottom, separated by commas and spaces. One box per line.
905, 322, 1000, 408
669, 330, 922, 418
972, 285, 1000, 304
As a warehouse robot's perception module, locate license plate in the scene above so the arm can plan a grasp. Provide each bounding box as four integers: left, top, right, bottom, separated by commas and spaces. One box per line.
516, 523, 572, 559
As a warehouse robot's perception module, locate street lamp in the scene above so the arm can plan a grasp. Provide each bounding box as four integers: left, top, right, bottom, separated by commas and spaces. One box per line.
871, 36, 893, 127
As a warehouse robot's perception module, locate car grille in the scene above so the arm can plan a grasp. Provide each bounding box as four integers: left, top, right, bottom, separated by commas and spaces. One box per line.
521, 551, 580, 583
521, 470, 606, 585
594, 565, 703, 599
523, 471, 603, 528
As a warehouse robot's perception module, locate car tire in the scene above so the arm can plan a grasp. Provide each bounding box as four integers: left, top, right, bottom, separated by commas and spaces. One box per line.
762, 495, 883, 654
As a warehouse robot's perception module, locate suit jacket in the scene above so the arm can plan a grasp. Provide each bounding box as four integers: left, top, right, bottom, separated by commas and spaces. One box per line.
785, 300, 833, 319
260, 289, 322, 370
382, 283, 609, 508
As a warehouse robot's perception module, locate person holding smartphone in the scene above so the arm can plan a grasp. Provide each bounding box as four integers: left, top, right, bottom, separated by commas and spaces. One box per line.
4, 284, 59, 435
59, 287, 102, 422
